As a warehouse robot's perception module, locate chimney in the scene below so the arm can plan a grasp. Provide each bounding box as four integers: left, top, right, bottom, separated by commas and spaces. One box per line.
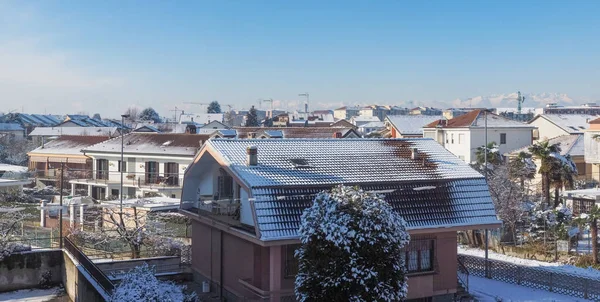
246, 146, 258, 166
333, 132, 342, 138
411, 147, 419, 160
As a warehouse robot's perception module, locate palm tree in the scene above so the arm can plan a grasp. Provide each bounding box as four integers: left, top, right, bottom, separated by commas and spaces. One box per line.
550, 154, 577, 208
509, 152, 537, 192
475, 142, 503, 167
528, 141, 561, 207
575, 205, 600, 264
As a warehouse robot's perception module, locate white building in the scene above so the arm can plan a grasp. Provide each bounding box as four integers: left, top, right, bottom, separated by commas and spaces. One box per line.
179, 113, 224, 124
333, 106, 361, 120
528, 114, 596, 141
358, 121, 385, 135
423, 109, 535, 163
70, 133, 209, 200
350, 115, 380, 127
385, 115, 443, 138
0, 123, 26, 141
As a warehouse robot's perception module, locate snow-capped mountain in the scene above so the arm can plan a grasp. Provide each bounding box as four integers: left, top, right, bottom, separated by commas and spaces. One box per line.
451, 92, 575, 109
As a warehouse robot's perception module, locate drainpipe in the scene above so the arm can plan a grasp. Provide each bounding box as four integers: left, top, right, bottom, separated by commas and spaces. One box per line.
220, 230, 224, 299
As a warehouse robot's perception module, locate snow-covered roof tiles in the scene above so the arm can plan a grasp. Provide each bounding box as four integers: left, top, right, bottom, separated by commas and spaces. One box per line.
0, 123, 24, 131
29, 136, 111, 156
83, 133, 208, 156
386, 115, 443, 135
233, 127, 357, 138
509, 134, 584, 157
425, 110, 533, 128
359, 121, 385, 129
530, 114, 596, 134
201, 138, 500, 240
0, 164, 28, 173
352, 116, 381, 122
29, 127, 119, 137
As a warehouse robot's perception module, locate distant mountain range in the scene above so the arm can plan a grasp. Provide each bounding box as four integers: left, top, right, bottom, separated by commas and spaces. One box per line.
449, 92, 576, 109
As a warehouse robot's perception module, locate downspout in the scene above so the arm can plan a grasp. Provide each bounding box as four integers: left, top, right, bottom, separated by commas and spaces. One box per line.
220, 230, 224, 299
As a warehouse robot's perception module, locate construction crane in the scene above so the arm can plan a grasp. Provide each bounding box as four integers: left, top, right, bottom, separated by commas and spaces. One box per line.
504, 91, 526, 114
260, 99, 274, 110
299, 93, 309, 113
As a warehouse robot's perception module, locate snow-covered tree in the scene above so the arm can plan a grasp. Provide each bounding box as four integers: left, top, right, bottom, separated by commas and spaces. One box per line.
529, 141, 562, 206
245, 106, 259, 127
475, 142, 504, 167
124, 107, 140, 122
139, 107, 162, 123
0, 207, 32, 261
295, 185, 410, 302
574, 205, 600, 264
0, 140, 36, 166
110, 263, 197, 302
206, 101, 221, 113
509, 151, 537, 193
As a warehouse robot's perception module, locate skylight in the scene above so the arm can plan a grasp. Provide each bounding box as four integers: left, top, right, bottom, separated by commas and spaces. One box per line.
289, 158, 311, 168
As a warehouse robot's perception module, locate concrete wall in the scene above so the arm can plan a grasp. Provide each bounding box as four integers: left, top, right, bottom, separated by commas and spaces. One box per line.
0, 250, 63, 292
62, 250, 108, 302
96, 256, 181, 278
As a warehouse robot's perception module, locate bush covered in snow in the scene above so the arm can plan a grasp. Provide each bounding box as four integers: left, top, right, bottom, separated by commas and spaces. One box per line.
295, 185, 410, 302
110, 263, 197, 302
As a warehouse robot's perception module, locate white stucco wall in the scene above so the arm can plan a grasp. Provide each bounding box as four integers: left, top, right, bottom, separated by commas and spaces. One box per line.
469, 128, 533, 163
239, 189, 254, 226
529, 117, 569, 141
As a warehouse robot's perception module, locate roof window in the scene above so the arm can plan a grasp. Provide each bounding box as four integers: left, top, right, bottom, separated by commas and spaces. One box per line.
289, 158, 311, 168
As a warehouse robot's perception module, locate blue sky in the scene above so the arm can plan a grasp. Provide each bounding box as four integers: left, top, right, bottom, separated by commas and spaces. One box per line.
1, 0, 599, 117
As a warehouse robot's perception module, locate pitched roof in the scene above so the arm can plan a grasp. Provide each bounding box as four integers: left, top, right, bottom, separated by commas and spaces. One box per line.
200, 138, 500, 240
509, 134, 584, 157
530, 114, 596, 134
0, 123, 25, 131
386, 115, 443, 135
83, 133, 209, 156
589, 117, 600, 125
233, 127, 358, 138
330, 119, 357, 129
425, 109, 532, 128
0, 113, 61, 127
29, 136, 111, 156
28, 127, 119, 137
352, 116, 381, 122
359, 121, 385, 129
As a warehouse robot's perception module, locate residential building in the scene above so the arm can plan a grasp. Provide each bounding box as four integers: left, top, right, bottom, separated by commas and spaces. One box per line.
583, 117, 600, 184
442, 108, 473, 120
271, 113, 289, 127
180, 113, 225, 124
358, 121, 385, 135
58, 115, 116, 127
329, 119, 358, 130
180, 138, 501, 301
543, 103, 600, 115
385, 115, 443, 138
0, 113, 61, 134
333, 106, 361, 120
359, 105, 390, 121
350, 115, 380, 127
562, 188, 600, 216
410, 107, 443, 116
528, 114, 596, 141
27, 136, 112, 186
69, 133, 209, 200
423, 110, 535, 163
0, 123, 26, 141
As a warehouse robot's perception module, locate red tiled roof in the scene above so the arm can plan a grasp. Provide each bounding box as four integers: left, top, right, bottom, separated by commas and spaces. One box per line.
589, 117, 600, 124
424, 109, 482, 128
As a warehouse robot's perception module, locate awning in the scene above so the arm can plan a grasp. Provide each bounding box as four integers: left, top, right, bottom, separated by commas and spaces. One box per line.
47, 157, 67, 163
66, 158, 88, 164
28, 156, 48, 162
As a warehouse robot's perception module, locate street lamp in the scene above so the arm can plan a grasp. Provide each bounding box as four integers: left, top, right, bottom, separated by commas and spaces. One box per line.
120, 114, 130, 215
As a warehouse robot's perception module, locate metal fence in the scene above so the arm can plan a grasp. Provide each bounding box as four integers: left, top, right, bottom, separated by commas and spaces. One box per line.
459, 254, 600, 301
63, 237, 114, 294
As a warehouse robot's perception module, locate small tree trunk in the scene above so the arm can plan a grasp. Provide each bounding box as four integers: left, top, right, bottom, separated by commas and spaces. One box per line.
554, 185, 560, 208
543, 172, 551, 207
131, 243, 141, 259
593, 218, 598, 264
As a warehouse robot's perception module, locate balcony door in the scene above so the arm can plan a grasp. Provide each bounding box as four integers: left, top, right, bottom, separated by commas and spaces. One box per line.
164, 162, 179, 186
145, 161, 159, 184
96, 159, 108, 180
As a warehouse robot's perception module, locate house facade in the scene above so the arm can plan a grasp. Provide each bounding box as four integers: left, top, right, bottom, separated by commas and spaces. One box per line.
180, 138, 501, 301
385, 115, 443, 138
528, 114, 596, 141
333, 106, 361, 120
0, 123, 26, 141
69, 133, 208, 200
423, 110, 535, 163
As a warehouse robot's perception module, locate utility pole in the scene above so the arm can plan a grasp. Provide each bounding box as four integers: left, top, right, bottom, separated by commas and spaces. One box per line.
120, 114, 130, 227
59, 163, 64, 249
169, 107, 182, 123
484, 109, 489, 278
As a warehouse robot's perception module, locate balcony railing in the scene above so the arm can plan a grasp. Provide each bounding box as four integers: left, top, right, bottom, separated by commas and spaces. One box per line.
197, 199, 241, 218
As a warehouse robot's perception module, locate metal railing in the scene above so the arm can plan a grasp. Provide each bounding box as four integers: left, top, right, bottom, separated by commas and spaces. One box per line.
459, 254, 600, 300
63, 237, 114, 293
457, 258, 469, 293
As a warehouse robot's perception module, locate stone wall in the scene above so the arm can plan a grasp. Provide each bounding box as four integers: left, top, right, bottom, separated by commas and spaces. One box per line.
0, 250, 63, 292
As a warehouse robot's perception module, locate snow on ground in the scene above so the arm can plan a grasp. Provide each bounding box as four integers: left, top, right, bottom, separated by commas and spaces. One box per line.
470, 276, 591, 302
458, 246, 600, 280
0, 288, 61, 302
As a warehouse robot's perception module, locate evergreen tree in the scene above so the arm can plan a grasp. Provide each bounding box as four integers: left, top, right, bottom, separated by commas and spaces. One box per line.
92, 113, 102, 120
295, 185, 409, 301
207, 101, 222, 113
263, 117, 273, 127
139, 107, 162, 123
245, 106, 259, 126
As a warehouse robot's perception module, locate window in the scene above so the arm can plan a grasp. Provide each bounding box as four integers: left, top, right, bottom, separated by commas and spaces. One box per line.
500, 133, 507, 145
217, 168, 233, 200
445, 134, 449, 144
96, 159, 108, 180
145, 161, 159, 184
284, 244, 300, 278
458, 133, 465, 144
451, 134, 454, 144
164, 162, 179, 186
403, 238, 435, 274
117, 160, 126, 172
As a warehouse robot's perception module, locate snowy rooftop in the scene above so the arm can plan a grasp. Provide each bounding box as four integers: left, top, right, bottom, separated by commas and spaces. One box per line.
0, 164, 28, 173
83, 133, 208, 157
359, 121, 385, 129
28, 136, 111, 156
562, 188, 600, 199
29, 127, 119, 137
199, 138, 500, 240
0, 123, 25, 131
386, 115, 443, 135
425, 110, 533, 129
509, 134, 584, 157
531, 114, 597, 134
351, 116, 381, 122
233, 127, 357, 139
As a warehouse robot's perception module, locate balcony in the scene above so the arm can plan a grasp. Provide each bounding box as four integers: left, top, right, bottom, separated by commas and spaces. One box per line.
70, 172, 182, 190
181, 199, 250, 232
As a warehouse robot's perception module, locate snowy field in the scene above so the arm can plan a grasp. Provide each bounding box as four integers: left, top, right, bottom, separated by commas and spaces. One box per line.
469, 276, 592, 302
0, 288, 62, 302
458, 246, 600, 279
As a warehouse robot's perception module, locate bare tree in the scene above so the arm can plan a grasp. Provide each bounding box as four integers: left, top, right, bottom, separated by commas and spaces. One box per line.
124, 107, 140, 122
0, 207, 32, 260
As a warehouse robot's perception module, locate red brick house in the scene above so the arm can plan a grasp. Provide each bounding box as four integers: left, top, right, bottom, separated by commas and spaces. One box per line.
180, 138, 501, 301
